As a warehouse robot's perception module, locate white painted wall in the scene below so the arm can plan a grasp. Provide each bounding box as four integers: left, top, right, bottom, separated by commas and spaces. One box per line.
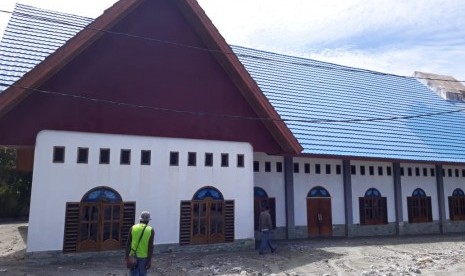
252, 153, 285, 227
351, 161, 395, 224
293, 158, 344, 226
443, 165, 465, 219
400, 163, 438, 221
28, 130, 254, 252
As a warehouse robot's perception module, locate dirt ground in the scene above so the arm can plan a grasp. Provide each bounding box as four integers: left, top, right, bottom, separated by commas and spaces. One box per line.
1, 222, 465, 275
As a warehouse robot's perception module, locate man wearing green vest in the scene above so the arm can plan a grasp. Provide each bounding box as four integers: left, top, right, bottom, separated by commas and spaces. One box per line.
125, 211, 155, 276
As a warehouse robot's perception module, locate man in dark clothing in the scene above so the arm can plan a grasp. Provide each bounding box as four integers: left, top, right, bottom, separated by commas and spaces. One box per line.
258, 205, 276, 255
125, 211, 155, 276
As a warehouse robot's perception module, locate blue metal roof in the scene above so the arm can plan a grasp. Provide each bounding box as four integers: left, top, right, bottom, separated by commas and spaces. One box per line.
1, 4, 465, 163
0, 4, 92, 91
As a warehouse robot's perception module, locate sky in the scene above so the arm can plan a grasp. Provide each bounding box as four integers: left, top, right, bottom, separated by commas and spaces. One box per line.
0, 0, 464, 82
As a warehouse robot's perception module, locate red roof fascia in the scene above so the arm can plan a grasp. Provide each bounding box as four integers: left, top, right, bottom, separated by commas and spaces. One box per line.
175, 0, 303, 154
0, 0, 143, 118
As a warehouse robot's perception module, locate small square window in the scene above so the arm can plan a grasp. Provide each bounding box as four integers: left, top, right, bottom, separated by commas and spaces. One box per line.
188, 152, 196, 166
378, 166, 383, 176
462, 169, 465, 177
120, 149, 131, 165
141, 150, 151, 165
325, 164, 331, 174
415, 167, 420, 176
53, 146, 65, 163
315, 164, 321, 174
448, 169, 452, 177
423, 168, 428, 177
237, 154, 245, 168
253, 161, 260, 172
407, 167, 412, 176
99, 148, 110, 164
455, 169, 459, 177
351, 165, 356, 175
221, 153, 229, 167
431, 168, 435, 177
170, 151, 179, 166
304, 163, 310, 174
265, 161, 271, 172
77, 147, 88, 164
400, 167, 404, 176
205, 153, 213, 167
336, 164, 341, 175
369, 166, 374, 176
276, 162, 283, 173
360, 166, 365, 175
387, 166, 392, 176
293, 163, 299, 173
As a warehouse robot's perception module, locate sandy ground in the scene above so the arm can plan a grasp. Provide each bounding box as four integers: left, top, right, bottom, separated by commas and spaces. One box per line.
1, 222, 465, 275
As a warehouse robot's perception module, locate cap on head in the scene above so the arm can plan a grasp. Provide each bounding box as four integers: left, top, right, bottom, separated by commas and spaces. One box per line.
140, 211, 151, 222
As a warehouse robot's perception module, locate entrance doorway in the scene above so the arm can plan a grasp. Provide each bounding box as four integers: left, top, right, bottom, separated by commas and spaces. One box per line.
307, 186, 332, 237
190, 186, 225, 244
78, 187, 123, 251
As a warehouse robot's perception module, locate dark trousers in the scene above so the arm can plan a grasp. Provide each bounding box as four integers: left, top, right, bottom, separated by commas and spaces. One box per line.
129, 258, 148, 276
259, 230, 274, 253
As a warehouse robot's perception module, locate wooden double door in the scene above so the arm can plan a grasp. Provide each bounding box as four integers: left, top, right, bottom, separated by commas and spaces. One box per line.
307, 197, 332, 237
78, 202, 123, 251
191, 199, 225, 244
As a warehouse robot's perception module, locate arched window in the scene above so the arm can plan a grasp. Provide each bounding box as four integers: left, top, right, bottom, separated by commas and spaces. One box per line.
62, 186, 135, 253
408, 188, 432, 223
452, 188, 465, 196
450, 188, 465, 221
308, 186, 330, 197
193, 186, 224, 200
254, 187, 268, 198
81, 186, 122, 203
253, 187, 276, 231
359, 188, 387, 225
180, 186, 233, 246
364, 188, 381, 197
412, 188, 427, 197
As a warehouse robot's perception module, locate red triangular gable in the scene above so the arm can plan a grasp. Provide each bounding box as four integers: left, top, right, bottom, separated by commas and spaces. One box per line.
0, 0, 302, 154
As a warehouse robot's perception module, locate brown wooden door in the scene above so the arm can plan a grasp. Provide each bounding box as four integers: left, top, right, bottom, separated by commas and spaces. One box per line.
78, 202, 123, 251
307, 198, 332, 237
191, 199, 225, 244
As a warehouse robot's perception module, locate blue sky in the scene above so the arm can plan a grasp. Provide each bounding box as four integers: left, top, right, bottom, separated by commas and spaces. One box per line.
1, 0, 464, 81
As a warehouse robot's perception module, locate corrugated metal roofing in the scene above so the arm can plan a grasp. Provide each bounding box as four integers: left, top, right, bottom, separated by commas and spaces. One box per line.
1, 4, 465, 163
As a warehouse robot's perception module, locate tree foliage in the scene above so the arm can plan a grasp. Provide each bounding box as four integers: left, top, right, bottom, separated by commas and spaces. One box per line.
0, 148, 32, 218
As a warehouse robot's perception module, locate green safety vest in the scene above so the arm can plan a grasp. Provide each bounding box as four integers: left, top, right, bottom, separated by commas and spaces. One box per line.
130, 223, 152, 258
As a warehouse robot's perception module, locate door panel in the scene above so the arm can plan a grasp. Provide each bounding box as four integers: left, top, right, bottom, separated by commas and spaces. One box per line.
307, 198, 332, 237
78, 202, 123, 251
191, 200, 225, 244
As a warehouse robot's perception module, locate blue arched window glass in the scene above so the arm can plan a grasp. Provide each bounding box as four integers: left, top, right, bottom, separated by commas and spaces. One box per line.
412, 188, 427, 197
193, 186, 224, 200
308, 186, 330, 197
365, 188, 381, 197
254, 187, 268, 198
81, 186, 122, 203
453, 188, 465, 196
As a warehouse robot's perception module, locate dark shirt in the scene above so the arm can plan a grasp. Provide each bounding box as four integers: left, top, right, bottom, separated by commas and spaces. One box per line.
259, 210, 272, 231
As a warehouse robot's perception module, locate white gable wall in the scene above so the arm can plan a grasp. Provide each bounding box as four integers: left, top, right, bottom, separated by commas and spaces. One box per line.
28, 130, 254, 252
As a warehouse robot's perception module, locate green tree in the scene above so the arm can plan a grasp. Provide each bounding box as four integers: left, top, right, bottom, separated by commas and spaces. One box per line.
0, 148, 32, 218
